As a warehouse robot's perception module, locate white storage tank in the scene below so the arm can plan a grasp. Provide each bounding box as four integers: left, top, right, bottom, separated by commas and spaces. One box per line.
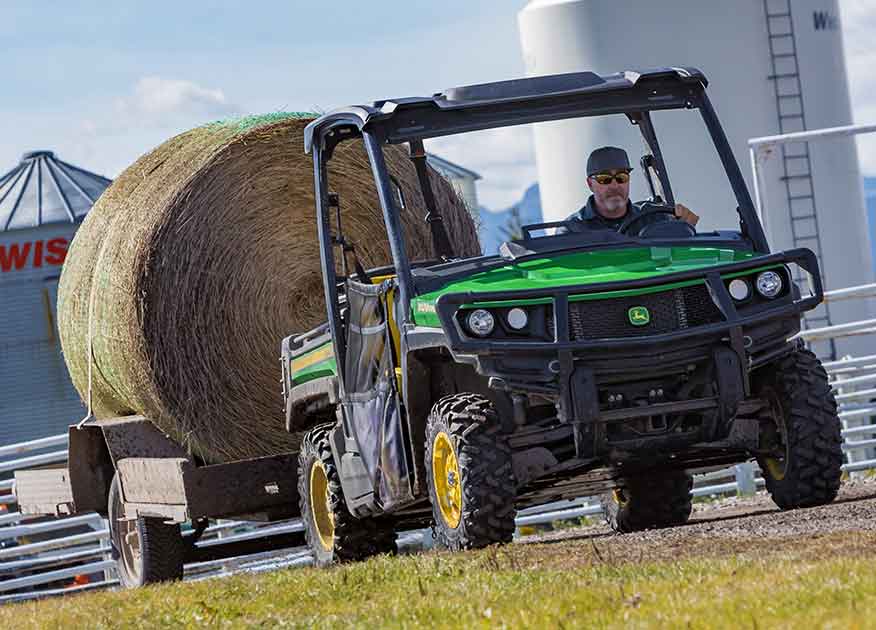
518, 0, 872, 358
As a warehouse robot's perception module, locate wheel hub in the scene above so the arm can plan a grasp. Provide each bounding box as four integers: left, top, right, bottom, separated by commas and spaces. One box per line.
124, 531, 141, 556
118, 518, 142, 581
432, 432, 462, 529
612, 488, 629, 507
309, 461, 335, 552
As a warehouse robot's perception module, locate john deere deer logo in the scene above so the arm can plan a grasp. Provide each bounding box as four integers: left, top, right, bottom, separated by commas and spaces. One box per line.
628, 306, 650, 326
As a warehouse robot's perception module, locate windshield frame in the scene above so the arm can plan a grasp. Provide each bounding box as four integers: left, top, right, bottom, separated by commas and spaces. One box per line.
309, 70, 768, 328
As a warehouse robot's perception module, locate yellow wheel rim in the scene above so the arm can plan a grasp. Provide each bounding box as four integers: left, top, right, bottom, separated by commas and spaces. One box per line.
612, 489, 629, 507
309, 461, 334, 551
432, 431, 462, 529
763, 456, 786, 481
762, 389, 788, 482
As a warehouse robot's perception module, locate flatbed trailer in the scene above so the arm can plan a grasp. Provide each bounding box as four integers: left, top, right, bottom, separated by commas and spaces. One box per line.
15, 415, 305, 587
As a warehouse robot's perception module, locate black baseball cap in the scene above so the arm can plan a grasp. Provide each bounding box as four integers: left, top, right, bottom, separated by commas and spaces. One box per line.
587, 146, 632, 176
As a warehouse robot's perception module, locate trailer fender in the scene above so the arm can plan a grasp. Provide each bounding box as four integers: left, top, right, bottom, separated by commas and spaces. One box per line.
69, 416, 187, 515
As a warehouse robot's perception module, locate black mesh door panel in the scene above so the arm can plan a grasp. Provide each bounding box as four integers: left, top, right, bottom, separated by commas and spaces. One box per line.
342, 281, 413, 509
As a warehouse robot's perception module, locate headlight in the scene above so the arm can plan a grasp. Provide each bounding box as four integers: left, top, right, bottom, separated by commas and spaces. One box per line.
756, 271, 783, 299
466, 309, 495, 337
506, 307, 528, 330
728, 278, 751, 301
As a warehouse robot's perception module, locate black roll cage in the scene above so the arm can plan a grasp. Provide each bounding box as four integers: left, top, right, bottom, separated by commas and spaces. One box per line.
306, 67, 770, 343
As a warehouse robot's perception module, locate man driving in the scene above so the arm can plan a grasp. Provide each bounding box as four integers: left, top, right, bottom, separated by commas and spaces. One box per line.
560, 146, 699, 233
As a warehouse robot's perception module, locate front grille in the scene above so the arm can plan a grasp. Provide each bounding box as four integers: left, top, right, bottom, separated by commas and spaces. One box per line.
559, 284, 723, 341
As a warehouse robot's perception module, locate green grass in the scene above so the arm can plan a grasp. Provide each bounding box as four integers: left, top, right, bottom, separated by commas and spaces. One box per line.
5, 532, 876, 629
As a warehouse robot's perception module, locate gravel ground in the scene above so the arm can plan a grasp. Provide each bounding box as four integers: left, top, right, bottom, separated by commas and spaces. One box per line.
515, 478, 876, 568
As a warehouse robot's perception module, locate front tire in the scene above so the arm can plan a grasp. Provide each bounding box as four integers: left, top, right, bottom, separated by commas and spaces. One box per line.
425, 394, 517, 551
108, 474, 184, 588
297, 424, 396, 567
602, 471, 693, 533
755, 347, 843, 509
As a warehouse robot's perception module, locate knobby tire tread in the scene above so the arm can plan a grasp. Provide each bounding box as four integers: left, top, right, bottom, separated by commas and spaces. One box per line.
298, 423, 396, 567
758, 347, 843, 509
426, 393, 517, 551
604, 471, 693, 533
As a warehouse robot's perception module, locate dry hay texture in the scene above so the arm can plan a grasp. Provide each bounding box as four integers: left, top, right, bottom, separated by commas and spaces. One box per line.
58, 113, 479, 464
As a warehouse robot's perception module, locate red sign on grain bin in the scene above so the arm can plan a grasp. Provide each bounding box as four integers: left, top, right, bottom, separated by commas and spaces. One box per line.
0, 238, 68, 272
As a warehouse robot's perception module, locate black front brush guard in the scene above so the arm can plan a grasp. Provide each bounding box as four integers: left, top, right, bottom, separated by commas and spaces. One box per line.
434, 248, 821, 355
434, 248, 821, 460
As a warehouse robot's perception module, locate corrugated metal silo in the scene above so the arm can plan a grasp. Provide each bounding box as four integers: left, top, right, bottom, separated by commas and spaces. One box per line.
518, 0, 872, 357
0, 151, 111, 446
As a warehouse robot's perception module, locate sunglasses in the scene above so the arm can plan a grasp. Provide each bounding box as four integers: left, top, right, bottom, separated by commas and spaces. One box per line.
592, 172, 631, 185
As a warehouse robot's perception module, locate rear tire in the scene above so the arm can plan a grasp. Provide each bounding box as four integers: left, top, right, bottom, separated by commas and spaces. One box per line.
425, 394, 517, 551
297, 424, 396, 567
108, 474, 184, 588
602, 471, 693, 533
755, 347, 843, 509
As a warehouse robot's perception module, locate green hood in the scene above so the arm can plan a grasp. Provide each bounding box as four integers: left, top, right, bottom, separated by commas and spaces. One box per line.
412, 246, 757, 327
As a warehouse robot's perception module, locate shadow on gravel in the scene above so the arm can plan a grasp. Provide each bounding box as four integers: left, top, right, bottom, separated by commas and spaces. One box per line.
520, 485, 876, 547
688, 506, 777, 525
832, 488, 876, 505
521, 507, 781, 547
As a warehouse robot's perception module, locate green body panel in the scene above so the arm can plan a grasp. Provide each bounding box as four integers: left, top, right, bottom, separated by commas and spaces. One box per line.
289, 341, 337, 386
411, 246, 757, 327
463, 264, 779, 309
292, 246, 764, 385
292, 358, 337, 385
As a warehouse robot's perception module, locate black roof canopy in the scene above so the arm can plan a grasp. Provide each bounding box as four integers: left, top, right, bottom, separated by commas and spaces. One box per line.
304, 67, 707, 154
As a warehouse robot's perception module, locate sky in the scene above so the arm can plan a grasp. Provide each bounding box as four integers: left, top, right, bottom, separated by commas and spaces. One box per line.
1, 1, 874, 211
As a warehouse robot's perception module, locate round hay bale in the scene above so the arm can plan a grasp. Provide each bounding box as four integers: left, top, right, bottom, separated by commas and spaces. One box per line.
58, 113, 479, 464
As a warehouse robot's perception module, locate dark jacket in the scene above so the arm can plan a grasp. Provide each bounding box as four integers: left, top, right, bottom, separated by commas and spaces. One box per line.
558, 195, 641, 233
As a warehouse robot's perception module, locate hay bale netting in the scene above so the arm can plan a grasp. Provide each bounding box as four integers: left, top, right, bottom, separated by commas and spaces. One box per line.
58, 113, 480, 464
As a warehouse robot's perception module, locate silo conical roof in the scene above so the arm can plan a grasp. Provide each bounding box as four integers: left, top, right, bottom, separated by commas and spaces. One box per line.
0, 150, 112, 232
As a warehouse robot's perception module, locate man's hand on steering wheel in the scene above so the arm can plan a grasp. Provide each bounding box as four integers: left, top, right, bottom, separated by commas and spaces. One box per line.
617, 201, 699, 237
675, 203, 699, 226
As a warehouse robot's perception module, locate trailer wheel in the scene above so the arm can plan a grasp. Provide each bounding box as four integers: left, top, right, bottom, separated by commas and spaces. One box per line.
755, 347, 843, 509
425, 394, 517, 551
108, 474, 184, 588
297, 424, 396, 567
602, 471, 693, 533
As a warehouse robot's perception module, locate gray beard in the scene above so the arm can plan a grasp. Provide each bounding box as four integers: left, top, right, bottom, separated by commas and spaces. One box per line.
602, 196, 626, 212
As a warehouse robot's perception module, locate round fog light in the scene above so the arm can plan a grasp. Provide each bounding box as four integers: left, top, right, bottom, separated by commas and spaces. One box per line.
506, 307, 528, 330
466, 309, 495, 337
728, 278, 751, 301
756, 271, 783, 299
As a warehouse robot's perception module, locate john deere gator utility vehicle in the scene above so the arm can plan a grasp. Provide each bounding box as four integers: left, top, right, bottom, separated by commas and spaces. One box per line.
285, 67, 842, 565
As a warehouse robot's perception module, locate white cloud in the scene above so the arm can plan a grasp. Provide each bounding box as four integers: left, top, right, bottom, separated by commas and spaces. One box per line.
63, 77, 245, 177
427, 124, 537, 211
119, 76, 241, 120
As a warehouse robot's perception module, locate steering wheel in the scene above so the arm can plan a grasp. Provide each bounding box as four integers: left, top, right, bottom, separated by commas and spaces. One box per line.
617, 203, 696, 238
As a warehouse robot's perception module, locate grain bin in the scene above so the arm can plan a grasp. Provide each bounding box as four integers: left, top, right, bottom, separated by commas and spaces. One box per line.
0, 151, 111, 446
